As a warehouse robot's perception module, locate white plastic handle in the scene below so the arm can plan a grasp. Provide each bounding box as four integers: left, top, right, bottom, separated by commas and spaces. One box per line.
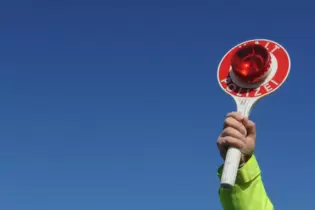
220, 147, 242, 188
220, 99, 252, 188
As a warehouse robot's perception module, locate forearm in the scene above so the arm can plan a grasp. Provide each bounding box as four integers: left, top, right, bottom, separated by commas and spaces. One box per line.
218, 155, 273, 210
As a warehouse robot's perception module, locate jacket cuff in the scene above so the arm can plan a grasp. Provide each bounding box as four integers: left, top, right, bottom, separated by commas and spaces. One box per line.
217, 155, 261, 184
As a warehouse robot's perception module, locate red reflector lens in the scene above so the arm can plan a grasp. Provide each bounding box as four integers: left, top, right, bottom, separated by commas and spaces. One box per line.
231, 44, 271, 84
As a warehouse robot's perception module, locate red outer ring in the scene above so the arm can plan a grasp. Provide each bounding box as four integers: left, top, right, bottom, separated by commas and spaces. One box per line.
217, 39, 290, 98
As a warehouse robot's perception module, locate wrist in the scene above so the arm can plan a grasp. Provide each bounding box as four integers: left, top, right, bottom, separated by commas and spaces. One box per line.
239, 154, 252, 167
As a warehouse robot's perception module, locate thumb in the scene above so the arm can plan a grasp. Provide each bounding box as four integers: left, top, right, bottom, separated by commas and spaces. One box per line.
243, 117, 256, 137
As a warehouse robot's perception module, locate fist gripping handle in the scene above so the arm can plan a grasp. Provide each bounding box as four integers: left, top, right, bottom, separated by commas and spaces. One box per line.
220, 106, 250, 188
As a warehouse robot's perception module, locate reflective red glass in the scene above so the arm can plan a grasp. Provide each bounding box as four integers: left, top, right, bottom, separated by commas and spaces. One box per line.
231, 44, 271, 84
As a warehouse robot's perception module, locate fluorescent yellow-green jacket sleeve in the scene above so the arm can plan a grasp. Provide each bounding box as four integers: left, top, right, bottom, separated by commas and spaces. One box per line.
217, 155, 274, 210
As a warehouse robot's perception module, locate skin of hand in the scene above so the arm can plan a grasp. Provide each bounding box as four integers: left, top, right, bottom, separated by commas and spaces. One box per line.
217, 112, 257, 165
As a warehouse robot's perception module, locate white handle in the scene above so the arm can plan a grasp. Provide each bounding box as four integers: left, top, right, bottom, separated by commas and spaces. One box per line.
220, 147, 242, 188
220, 99, 252, 188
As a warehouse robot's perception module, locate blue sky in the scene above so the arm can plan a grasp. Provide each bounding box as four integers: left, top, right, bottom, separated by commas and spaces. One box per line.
0, 0, 313, 209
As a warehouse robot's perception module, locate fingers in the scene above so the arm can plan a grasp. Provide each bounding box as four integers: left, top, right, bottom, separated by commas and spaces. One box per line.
218, 112, 256, 159
223, 116, 247, 136
243, 117, 256, 137
226, 112, 244, 122
221, 127, 246, 141
217, 136, 245, 152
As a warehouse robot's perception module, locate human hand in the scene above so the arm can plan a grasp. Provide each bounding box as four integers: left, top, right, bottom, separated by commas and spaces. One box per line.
217, 112, 256, 165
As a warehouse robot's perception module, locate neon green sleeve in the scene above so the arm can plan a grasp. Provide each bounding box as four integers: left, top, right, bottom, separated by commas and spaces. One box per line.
217, 155, 274, 210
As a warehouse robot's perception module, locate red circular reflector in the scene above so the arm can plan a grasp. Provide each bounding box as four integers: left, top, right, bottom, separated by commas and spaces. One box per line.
231, 44, 271, 84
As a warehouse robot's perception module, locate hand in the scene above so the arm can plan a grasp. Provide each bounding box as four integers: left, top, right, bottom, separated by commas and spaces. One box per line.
217, 112, 256, 165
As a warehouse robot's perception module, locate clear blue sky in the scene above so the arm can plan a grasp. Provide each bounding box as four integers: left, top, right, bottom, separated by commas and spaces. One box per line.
0, 0, 313, 209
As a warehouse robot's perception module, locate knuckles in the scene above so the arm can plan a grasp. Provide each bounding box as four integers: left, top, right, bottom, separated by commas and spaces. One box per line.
221, 127, 241, 137
223, 117, 233, 126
